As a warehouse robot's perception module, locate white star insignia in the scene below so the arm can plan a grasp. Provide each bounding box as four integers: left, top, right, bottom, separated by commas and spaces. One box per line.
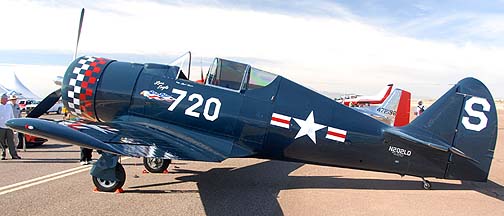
293, 111, 326, 144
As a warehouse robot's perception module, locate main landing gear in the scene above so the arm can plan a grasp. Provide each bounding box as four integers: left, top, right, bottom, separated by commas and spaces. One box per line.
91, 156, 171, 192
92, 162, 126, 192
421, 177, 432, 190
143, 158, 171, 173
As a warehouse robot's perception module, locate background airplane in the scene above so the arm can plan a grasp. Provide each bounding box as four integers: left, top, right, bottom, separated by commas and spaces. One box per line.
339, 84, 393, 106
353, 88, 411, 127
6, 53, 498, 193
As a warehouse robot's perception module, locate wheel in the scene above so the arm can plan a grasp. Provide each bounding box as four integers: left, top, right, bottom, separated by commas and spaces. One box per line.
57, 107, 62, 114
143, 157, 171, 173
92, 162, 126, 192
422, 180, 432, 190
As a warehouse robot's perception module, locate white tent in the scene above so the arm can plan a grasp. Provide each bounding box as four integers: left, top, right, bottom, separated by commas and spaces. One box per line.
1, 72, 40, 99
0, 84, 9, 93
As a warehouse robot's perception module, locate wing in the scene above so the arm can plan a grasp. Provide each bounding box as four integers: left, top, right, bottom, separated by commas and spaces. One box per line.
6, 117, 254, 162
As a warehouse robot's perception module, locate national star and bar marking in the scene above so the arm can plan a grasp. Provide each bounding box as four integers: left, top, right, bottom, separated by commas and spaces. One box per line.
293, 111, 326, 144
269, 111, 348, 143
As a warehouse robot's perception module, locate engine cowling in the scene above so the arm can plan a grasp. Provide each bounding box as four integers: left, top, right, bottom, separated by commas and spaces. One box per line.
62, 56, 146, 122
62, 56, 182, 122
62, 56, 113, 121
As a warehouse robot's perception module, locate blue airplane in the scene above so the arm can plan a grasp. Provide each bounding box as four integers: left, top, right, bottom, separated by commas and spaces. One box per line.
6, 53, 498, 193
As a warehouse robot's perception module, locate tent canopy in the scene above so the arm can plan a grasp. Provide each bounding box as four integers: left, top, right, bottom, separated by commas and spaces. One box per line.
1, 72, 40, 99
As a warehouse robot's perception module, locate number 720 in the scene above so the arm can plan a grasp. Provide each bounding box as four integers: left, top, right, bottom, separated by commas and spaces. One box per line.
167, 88, 222, 121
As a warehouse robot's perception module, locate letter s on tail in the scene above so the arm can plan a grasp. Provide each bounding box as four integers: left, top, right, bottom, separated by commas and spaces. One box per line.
461, 97, 491, 132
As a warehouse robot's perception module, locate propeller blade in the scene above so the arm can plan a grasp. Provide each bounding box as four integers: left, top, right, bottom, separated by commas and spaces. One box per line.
27, 89, 62, 118
73, 8, 85, 60
29, 9, 83, 118
200, 58, 204, 81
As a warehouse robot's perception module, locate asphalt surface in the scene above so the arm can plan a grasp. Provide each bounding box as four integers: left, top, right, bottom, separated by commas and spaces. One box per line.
1, 109, 503, 216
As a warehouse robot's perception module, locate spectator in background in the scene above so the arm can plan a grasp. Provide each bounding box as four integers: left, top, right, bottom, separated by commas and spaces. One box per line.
7, 95, 24, 149
414, 99, 425, 116
8, 95, 21, 118
0, 94, 21, 160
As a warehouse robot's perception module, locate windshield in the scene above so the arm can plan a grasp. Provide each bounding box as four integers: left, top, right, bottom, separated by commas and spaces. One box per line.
169, 51, 191, 80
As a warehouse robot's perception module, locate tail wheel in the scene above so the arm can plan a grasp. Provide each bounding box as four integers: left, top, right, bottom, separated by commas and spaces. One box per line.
422, 179, 432, 190
143, 157, 171, 173
92, 162, 126, 192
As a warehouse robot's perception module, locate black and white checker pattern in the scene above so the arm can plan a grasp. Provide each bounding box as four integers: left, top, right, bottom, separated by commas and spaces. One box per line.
67, 56, 96, 115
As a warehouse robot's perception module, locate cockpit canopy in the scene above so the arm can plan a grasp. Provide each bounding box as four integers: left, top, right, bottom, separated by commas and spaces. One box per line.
169, 52, 278, 91
205, 58, 277, 91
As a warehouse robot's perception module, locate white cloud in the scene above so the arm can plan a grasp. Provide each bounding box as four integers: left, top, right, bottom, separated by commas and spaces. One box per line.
1, 0, 503, 98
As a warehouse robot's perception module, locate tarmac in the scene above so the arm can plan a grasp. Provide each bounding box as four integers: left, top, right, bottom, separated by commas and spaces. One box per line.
0, 107, 503, 216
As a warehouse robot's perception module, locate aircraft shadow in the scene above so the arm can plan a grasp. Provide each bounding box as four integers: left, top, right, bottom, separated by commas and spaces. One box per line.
128, 160, 504, 216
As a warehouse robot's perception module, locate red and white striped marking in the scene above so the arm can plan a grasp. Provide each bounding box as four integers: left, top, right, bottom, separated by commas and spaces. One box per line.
270, 113, 291, 129
326, 127, 347, 142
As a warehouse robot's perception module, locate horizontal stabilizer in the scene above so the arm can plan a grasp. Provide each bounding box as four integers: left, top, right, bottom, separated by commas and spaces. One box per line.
385, 129, 479, 163
384, 129, 450, 152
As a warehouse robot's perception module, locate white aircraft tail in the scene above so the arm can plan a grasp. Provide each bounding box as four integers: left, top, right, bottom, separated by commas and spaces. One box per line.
375, 88, 411, 126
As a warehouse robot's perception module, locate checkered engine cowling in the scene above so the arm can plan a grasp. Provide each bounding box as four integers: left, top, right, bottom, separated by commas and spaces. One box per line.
62, 56, 114, 121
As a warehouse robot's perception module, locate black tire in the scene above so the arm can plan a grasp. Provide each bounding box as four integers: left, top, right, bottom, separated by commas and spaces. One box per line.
92, 163, 126, 192
422, 180, 432, 190
143, 157, 171, 173
57, 107, 62, 114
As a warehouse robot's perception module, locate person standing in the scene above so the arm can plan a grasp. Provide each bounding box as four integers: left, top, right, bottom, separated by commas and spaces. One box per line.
80, 148, 93, 165
0, 94, 21, 160
7, 95, 23, 149
414, 99, 425, 116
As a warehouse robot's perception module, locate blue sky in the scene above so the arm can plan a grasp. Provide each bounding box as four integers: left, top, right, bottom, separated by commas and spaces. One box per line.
162, 0, 504, 45
1, 0, 504, 98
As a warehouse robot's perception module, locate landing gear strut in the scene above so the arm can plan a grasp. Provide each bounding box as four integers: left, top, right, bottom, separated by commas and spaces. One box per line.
143, 158, 171, 173
421, 177, 432, 190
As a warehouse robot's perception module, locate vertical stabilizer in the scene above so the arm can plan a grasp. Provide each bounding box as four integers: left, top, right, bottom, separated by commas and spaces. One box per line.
404, 77, 497, 181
